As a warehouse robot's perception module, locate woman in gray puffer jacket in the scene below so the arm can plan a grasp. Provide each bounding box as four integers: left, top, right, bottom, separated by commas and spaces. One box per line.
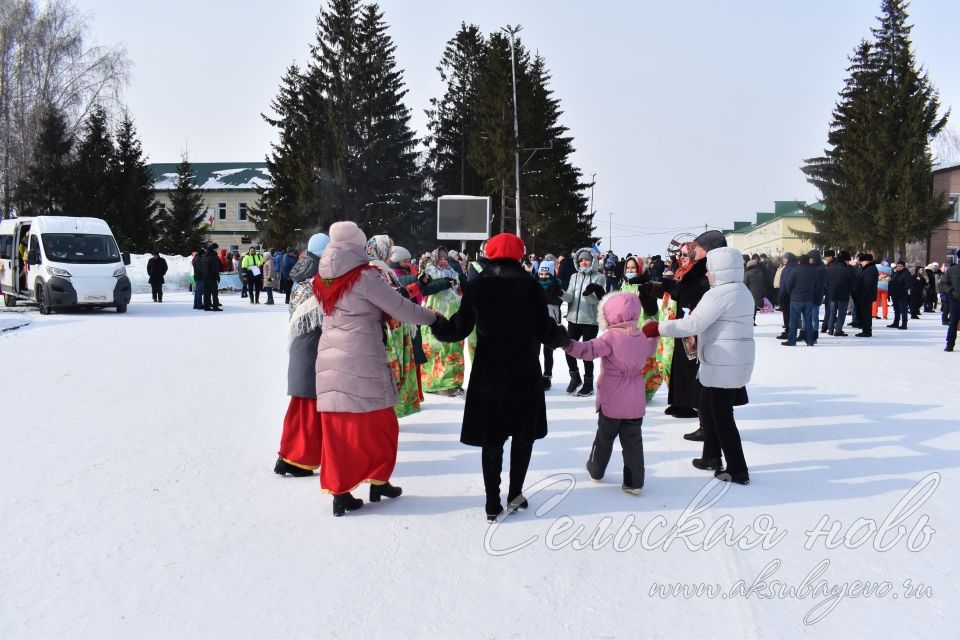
273, 233, 331, 478
650, 246, 755, 485
560, 247, 607, 396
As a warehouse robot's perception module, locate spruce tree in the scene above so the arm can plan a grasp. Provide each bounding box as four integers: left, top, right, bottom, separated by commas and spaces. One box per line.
424, 24, 486, 199
68, 106, 115, 219
349, 3, 422, 245
157, 155, 207, 254
468, 32, 520, 233
254, 64, 323, 248
520, 55, 593, 251
13, 105, 74, 215
801, 0, 950, 257
112, 113, 158, 252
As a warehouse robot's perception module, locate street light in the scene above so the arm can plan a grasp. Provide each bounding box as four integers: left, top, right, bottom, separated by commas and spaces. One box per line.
501, 24, 522, 238
608, 212, 613, 254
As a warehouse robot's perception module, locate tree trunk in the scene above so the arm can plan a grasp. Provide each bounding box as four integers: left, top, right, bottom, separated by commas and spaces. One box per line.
500, 179, 505, 234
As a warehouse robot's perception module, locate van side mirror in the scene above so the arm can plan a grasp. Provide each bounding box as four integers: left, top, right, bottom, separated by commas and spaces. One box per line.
27, 249, 40, 265
122, 251, 131, 266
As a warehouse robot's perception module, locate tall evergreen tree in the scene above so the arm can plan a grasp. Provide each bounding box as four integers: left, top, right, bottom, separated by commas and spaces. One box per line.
424, 24, 486, 198
13, 104, 74, 214
68, 105, 114, 219
112, 113, 158, 252
468, 32, 522, 234
349, 3, 422, 245
253, 63, 323, 248
801, 0, 950, 257
520, 55, 593, 251
258, 0, 424, 246
157, 155, 207, 254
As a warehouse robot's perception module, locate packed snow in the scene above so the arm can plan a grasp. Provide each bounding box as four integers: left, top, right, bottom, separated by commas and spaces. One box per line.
0, 292, 956, 639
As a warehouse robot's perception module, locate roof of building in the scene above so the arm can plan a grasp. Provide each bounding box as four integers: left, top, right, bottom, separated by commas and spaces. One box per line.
149, 163, 271, 190
933, 159, 960, 174
723, 200, 823, 236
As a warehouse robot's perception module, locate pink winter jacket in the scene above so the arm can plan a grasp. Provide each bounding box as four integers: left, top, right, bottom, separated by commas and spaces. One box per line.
564, 292, 657, 420
315, 238, 438, 413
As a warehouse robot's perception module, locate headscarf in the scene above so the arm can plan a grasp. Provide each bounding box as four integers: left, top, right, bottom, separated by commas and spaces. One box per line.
426, 246, 458, 280
366, 234, 399, 286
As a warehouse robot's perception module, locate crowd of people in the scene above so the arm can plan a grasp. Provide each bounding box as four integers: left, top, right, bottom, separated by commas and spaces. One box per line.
140, 226, 960, 521
264, 225, 763, 522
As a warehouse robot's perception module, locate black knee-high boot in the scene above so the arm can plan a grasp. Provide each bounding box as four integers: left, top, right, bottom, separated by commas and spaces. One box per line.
481, 445, 505, 521
507, 439, 533, 510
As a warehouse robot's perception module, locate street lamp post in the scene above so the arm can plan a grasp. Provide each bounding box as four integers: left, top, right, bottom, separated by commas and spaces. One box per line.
608, 212, 613, 254
502, 24, 522, 238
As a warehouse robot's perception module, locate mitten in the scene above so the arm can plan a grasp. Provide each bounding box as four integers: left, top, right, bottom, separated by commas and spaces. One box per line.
641, 320, 660, 338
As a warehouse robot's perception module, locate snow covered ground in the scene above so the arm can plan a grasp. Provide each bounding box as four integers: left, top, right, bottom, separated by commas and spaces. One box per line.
0, 293, 957, 639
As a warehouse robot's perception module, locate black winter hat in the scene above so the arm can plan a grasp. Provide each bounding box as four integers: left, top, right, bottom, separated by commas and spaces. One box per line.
693, 230, 727, 252
824, 249, 836, 258
838, 250, 851, 262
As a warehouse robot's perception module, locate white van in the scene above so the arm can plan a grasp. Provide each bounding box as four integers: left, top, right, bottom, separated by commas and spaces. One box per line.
0, 216, 132, 314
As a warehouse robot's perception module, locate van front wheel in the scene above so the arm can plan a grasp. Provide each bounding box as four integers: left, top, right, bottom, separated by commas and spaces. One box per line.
36, 285, 51, 315
116, 303, 127, 313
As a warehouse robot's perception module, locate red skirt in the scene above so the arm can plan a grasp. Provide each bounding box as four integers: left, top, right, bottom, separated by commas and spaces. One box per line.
277, 397, 322, 470
320, 408, 399, 494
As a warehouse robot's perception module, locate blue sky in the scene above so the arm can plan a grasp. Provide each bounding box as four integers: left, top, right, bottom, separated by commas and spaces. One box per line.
77, 0, 960, 255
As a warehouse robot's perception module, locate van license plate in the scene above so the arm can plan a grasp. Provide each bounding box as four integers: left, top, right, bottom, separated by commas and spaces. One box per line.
85, 295, 107, 301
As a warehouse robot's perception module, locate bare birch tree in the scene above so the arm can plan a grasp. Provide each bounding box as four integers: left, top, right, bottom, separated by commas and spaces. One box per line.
0, 0, 129, 217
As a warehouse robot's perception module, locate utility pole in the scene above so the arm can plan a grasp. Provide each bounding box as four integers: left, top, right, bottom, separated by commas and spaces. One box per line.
609, 212, 613, 253
588, 173, 596, 220
502, 24, 522, 238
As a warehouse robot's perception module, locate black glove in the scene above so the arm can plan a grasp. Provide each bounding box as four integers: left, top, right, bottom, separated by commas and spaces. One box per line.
447, 277, 459, 289
430, 315, 449, 335
417, 272, 431, 287
546, 324, 571, 349
638, 281, 652, 294
583, 282, 605, 299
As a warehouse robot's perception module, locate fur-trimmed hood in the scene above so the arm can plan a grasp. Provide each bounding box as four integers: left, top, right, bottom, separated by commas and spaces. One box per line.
598, 291, 641, 330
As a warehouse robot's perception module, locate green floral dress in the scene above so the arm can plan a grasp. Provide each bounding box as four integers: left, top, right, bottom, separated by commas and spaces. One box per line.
420, 283, 464, 392
618, 283, 676, 401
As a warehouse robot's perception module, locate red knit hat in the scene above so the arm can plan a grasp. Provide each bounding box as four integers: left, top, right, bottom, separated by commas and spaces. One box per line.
485, 233, 525, 261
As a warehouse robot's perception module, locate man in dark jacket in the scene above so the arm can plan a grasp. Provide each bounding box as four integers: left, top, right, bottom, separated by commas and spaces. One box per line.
430, 232, 564, 522
466, 240, 490, 283
146, 251, 168, 303
743, 259, 765, 324
201, 243, 223, 311
281, 247, 298, 304
191, 246, 206, 310
776, 253, 798, 339
854, 253, 879, 337
887, 260, 912, 329
782, 251, 825, 346
824, 250, 856, 335
939, 250, 960, 351
557, 251, 576, 289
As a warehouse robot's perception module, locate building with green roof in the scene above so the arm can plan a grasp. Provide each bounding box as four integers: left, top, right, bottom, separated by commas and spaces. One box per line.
722, 200, 821, 258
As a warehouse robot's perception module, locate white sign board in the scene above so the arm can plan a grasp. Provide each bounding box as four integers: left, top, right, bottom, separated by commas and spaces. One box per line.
437, 196, 490, 241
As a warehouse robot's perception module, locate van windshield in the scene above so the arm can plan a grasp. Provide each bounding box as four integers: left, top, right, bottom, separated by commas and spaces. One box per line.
41, 233, 121, 264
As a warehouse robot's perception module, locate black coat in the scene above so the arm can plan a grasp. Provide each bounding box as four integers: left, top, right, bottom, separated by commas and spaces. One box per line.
888, 268, 911, 300
825, 261, 856, 300
431, 258, 562, 447
743, 264, 765, 307
855, 263, 879, 304
910, 274, 926, 307
199, 249, 222, 282
661, 257, 709, 315
789, 262, 826, 304
147, 256, 168, 285
659, 258, 709, 409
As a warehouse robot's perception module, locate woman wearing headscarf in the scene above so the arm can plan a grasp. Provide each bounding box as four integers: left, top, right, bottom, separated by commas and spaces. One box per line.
366, 235, 428, 419
618, 255, 667, 401
273, 232, 331, 477
420, 246, 466, 397
430, 233, 565, 521
314, 222, 444, 517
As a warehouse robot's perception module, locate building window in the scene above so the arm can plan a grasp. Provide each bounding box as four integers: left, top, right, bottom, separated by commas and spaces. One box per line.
218, 202, 227, 221
229, 244, 240, 253
949, 194, 960, 222
238, 202, 248, 221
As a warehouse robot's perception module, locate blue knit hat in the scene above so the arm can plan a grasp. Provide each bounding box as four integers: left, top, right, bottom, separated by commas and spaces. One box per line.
308, 233, 331, 256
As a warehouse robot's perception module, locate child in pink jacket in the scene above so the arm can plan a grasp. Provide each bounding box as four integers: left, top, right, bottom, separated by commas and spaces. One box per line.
561, 291, 658, 494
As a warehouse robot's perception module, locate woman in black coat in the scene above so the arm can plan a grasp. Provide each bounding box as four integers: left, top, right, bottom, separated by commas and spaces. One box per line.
431, 233, 563, 522
146, 252, 168, 302
655, 248, 710, 422
909, 267, 926, 319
